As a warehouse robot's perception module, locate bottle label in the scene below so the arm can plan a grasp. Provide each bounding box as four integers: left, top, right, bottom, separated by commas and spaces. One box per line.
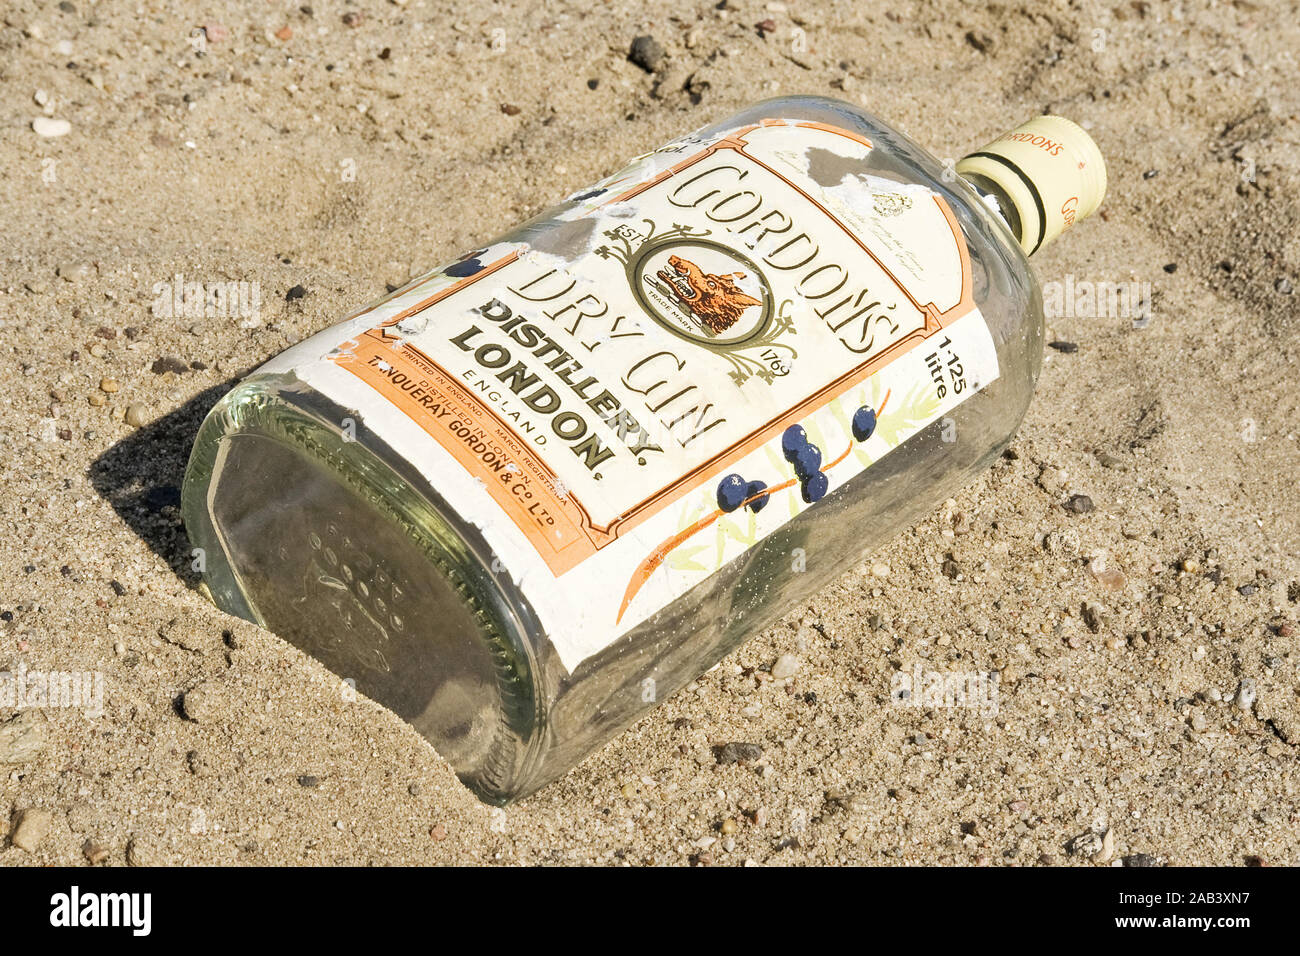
269, 119, 1000, 670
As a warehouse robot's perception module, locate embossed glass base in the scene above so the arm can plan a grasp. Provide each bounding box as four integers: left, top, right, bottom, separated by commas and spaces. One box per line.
181, 379, 543, 802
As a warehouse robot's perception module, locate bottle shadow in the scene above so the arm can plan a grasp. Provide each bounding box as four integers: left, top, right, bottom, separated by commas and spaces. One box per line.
88, 381, 235, 588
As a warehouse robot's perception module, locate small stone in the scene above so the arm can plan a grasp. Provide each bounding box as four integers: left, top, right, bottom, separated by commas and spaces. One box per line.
99, 377, 120, 393
124, 404, 148, 428
771, 653, 800, 679
58, 261, 92, 281
0, 712, 47, 765
285, 284, 307, 301
1276, 277, 1294, 295
11, 809, 53, 852
33, 116, 72, 138
1122, 853, 1159, 867
1088, 560, 1127, 591
1067, 830, 1104, 858
714, 742, 763, 765
1234, 678, 1257, 711
1064, 494, 1094, 514
720, 818, 738, 835
341, 11, 363, 27
203, 22, 229, 43
275, 25, 293, 41
628, 35, 664, 73
1047, 340, 1078, 353
870, 562, 890, 579
1098, 828, 1115, 863
150, 355, 189, 375
82, 839, 109, 865
429, 823, 447, 841
500, 103, 521, 116
1189, 711, 1208, 732
181, 681, 221, 722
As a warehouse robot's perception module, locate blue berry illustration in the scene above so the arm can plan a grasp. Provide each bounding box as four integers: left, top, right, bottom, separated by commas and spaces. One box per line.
801, 472, 829, 503
792, 443, 822, 481
716, 473, 748, 513
745, 479, 770, 513
852, 405, 877, 442
781, 424, 808, 462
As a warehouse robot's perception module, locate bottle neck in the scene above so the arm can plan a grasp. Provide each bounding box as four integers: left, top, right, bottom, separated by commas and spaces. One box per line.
960, 171, 1026, 255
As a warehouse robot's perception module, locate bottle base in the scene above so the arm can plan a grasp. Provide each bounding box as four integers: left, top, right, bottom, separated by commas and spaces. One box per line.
181, 379, 543, 802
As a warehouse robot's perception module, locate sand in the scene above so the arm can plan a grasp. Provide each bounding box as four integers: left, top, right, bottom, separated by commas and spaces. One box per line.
1, 0, 1298, 866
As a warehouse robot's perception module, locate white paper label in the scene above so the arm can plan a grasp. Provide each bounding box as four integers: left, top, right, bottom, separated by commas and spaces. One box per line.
265, 119, 1000, 670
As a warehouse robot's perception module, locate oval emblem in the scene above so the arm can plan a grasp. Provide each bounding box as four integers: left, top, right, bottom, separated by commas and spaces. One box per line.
631, 239, 772, 348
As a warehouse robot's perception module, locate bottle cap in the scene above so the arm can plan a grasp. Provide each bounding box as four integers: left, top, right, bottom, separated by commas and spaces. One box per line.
956, 116, 1106, 255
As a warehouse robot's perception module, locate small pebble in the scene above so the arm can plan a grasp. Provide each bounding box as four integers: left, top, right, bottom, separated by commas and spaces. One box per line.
151, 355, 189, 375
0, 712, 47, 765
771, 653, 800, 679
11, 808, 53, 851
628, 35, 664, 73
99, 377, 120, 393
1234, 678, 1256, 711
58, 261, 92, 281
1067, 830, 1104, 858
714, 742, 763, 765
82, 839, 109, 865
1064, 494, 1094, 514
33, 116, 71, 138
124, 404, 148, 427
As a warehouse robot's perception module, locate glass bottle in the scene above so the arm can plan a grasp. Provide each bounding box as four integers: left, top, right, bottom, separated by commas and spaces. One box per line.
181, 96, 1105, 803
